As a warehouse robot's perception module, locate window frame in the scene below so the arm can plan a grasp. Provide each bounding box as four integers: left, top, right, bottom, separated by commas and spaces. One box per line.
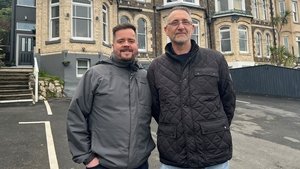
238, 26, 248, 53
292, 0, 299, 23
215, 0, 245, 13
191, 19, 200, 45
164, 0, 199, 5
296, 37, 300, 57
279, 0, 286, 17
76, 59, 90, 78
17, 0, 35, 7
266, 33, 271, 58
219, 26, 232, 53
102, 4, 109, 44
49, 0, 60, 40
255, 32, 262, 57
72, 0, 93, 41
137, 18, 147, 52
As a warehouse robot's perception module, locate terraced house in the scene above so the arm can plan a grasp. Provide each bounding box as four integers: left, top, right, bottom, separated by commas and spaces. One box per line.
6, 0, 300, 97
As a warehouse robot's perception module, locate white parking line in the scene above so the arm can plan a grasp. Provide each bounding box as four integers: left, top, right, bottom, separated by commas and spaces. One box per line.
236, 100, 250, 104
44, 100, 53, 115
19, 121, 59, 169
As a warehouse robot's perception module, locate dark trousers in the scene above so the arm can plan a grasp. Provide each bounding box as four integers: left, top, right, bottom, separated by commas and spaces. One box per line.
86, 161, 148, 169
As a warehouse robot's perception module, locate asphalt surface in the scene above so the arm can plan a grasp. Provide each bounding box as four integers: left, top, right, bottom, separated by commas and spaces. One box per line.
0, 94, 299, 169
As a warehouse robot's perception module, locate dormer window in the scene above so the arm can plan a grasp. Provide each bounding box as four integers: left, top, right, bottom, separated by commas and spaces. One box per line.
164, 0, 199, 5
215, 0, 245, 13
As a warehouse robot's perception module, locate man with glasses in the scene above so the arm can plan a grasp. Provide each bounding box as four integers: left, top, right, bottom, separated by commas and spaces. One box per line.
147, 6, 236, 169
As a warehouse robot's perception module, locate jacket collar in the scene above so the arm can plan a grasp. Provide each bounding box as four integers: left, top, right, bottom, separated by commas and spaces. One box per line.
165, 39, 199, 62
97, 54, 141, 71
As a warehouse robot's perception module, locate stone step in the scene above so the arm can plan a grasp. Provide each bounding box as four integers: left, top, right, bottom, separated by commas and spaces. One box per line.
0, 76, 29, 80
0, 84, 29, 89
0, 93, 33, 101
0, 81, 29, 85
0, 72, 31, 76
0, 89, 32, 94
0, 68, 33, 73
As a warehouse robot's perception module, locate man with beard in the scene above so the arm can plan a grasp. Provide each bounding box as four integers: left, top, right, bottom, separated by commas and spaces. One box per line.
67, 23, 155, 169
147, 7, 236, 169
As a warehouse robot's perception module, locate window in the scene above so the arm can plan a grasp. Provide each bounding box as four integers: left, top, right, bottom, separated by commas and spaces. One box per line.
283, 36, 289, 50
292, 1, 299, 22
238, 26, 248, 53
72, 0, 92, 40
296, 37, 300, 57
50, 0, 59, 40
262, 0, 267, 20
137, 18, 147, 52
220, 27, 231, 53
120, 16, 129, 24
17, 0, 35, 7
216, 0, 245, 12
16, 22, 35, 31
255, 32, 262, 57
234, 0, 244, 10
192, 19, 200, 45
165, 0, 199, 5
76, 59, 90, 77
102, 4, 109, 44
266, 33, 271, 58
252, 0, 258, 18
279, 0, 286, 17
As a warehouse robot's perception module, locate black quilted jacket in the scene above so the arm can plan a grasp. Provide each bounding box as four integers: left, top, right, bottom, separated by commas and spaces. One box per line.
147, 40, 236, 168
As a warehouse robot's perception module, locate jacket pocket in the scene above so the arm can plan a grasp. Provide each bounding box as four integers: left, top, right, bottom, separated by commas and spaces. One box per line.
193, 68, 219, 94
157, 123, 176, 138
200, 118, 229, 135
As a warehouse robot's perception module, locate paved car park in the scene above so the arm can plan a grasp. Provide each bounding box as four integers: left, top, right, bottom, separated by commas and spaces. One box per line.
0, 95, 300, 169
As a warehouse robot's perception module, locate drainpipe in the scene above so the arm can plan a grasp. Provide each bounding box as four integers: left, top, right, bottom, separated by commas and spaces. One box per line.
153, 0, 157, 57
10, 0, 17, 65
270, 0, 277, 48
205, 0, 212, 49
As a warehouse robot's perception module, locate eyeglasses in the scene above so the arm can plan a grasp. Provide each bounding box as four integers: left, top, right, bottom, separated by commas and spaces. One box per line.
167, 20, 193, 27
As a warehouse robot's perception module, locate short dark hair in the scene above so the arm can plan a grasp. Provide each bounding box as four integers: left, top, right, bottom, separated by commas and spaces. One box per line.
113, 23, 136, 40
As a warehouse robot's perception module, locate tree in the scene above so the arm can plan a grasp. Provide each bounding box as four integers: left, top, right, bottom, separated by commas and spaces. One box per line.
270, 11, 297, 67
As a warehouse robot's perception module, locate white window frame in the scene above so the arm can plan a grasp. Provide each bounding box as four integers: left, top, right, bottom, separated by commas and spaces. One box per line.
279, 0, 286, 17
72, 0, 93, 41
17, 0, 35, 7
49, 0, 60, 40
215, 0, 245, 12
292, 1, 299, 23
164, 0, 199, 5
262, 0, 267, 20
238, 26, 248, 53
137, 18, 147, 52
266, 33, 271, 58
192, 19, 200, 45
255, 32, 262, 57
220, 26, 232, 53
252, 0, 258, 18
102, 4, 109, 44
76, 59, 90, 78
296, 37, 300, 57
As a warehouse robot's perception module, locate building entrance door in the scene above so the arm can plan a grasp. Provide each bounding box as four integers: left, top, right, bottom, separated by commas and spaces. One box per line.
18, 35, 34, 66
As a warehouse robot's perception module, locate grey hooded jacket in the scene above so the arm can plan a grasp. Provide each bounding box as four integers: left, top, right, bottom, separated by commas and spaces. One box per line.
67, 55, 155, 169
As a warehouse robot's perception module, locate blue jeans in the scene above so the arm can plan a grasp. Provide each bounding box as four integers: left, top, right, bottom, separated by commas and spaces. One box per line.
160, 161, 229, 169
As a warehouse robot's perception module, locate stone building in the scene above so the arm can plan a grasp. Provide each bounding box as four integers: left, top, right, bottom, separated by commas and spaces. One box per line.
8, 0, 300, 96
